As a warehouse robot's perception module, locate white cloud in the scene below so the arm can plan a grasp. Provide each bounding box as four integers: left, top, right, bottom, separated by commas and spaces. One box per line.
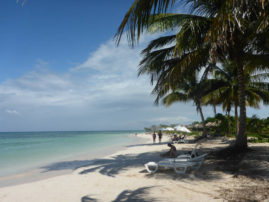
5, 109, 20, 116
16, 0, 27, 7
0, 35, 212, 131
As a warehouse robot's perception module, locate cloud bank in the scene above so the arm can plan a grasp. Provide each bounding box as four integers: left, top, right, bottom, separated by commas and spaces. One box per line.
0, 35, 213, 131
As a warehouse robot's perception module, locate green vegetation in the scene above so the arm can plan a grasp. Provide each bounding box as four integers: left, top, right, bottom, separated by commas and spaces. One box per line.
191, 114, 269, 143
116, 0, 269, 150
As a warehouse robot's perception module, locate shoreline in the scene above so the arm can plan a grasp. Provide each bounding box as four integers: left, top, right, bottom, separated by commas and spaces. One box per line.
0, 133, 148, 188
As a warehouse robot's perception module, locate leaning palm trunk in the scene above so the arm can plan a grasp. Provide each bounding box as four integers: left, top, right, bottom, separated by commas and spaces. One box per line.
234, 102, 239, 136
235, 61, 248, 149
197, 103, 207, 136
213, 104, 217, 116
227, 109, 231, 137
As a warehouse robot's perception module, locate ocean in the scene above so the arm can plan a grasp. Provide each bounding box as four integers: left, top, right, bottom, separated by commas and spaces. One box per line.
0, 131, 142, 177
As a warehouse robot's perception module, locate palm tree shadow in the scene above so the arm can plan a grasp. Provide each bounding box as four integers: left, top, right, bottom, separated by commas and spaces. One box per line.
40, 160, 95, 173
79, 152, 162, 177
40, 146, 223, 181
78, 147, 224, 181
81, 196, 98, 202
231, 146, 269, 180
111, 186, 157, 202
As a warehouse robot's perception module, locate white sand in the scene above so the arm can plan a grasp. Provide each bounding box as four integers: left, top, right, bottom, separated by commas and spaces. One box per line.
0, 134, 268, 202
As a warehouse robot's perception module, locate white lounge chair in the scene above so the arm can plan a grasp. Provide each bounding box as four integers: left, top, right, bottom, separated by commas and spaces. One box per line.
175, 153, 208, 162
145, 152, 207, 174
145, 144, 208, 174
173, 134, 187, 144
176, 146, 208, 161
145, 159, 203, 174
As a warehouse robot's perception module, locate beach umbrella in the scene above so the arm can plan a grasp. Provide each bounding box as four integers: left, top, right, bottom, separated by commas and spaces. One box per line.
164, 127, 175, 131
174, 125, 191, 133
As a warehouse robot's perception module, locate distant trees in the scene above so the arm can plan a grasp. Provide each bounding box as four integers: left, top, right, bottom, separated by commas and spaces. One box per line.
144, 124, 177, 132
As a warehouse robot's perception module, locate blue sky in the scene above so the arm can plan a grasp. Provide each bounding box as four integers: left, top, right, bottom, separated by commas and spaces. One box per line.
0, 0, 135, 81
0, 0, 268, 132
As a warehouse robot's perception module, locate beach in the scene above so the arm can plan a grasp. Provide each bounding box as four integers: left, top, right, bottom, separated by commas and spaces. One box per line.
1, 1, 268, 201
0, 133, 269, 201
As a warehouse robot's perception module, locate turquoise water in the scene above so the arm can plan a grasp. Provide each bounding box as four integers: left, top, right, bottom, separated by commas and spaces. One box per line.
0, 131, 141, 177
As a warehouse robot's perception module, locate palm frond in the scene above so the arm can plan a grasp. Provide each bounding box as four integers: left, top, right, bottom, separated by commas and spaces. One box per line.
162, 91, 189, 106
115, 0, 176, 46
147, 13, 212, 33
141, 35, 176, 54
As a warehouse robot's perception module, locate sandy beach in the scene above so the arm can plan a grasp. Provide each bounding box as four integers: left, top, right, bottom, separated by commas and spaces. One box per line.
1, 1, 268, 202
0, 133, 269, 202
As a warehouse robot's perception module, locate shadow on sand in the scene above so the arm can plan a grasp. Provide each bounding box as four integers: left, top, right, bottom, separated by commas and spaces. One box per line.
38, 138, 269, 201
76, 147, 223, 182
40, 141, 269, 182
111, 186, 157, 202
81, 186, 157, 202
40, 145, 223, 181
79, 152, 163, 177
40, 160, 95, 173
81, 196, 98, 202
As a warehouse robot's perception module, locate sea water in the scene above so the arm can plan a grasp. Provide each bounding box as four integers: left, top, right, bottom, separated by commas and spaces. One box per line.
0, 131, 141, 177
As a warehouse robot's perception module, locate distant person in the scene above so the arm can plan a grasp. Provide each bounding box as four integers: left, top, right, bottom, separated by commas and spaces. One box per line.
158, 130, 163, 143
161, 143, 177, 158
152, 131, 156, 143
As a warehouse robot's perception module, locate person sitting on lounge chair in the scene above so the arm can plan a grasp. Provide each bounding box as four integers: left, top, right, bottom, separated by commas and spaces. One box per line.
161, 143, 177, 158
172, 134, 178, 142
179, 134, 184, 139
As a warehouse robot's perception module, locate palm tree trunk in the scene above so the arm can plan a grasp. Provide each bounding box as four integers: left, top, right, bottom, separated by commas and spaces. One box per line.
235, 60, 248, 149
197, 103, 207, 136
213, 104, 217, 116
234, 102, 239, 136
227, 108, 231, 137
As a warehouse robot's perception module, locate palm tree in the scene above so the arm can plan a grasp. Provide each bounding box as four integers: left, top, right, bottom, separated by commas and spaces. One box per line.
161, 74, 209, 135
116, 0, 269, 149
138, 12, 212, 91
137, 14, 213, 136
203, 61, 269, 136
203, 0, 269, 149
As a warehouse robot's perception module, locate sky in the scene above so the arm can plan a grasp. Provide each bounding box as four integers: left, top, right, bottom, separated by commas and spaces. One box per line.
0, 0, 268, 132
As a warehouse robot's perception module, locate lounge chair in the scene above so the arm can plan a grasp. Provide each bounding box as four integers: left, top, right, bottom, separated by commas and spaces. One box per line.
145, 150, 207, 174
173, 134, 187, 144
145, 159, 203, 174
177, 146, 207, 160
176, 152, 208, 162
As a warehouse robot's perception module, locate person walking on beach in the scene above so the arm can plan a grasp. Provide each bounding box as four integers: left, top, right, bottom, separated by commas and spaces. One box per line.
152, 131, 156, 143
158, 130, 163, 143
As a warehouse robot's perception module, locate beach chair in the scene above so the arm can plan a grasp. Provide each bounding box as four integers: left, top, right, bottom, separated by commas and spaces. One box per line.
144, 151, 207, 174
175, 152, 208, 162
145, 159, 204, 174
173, 134, 187, 144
